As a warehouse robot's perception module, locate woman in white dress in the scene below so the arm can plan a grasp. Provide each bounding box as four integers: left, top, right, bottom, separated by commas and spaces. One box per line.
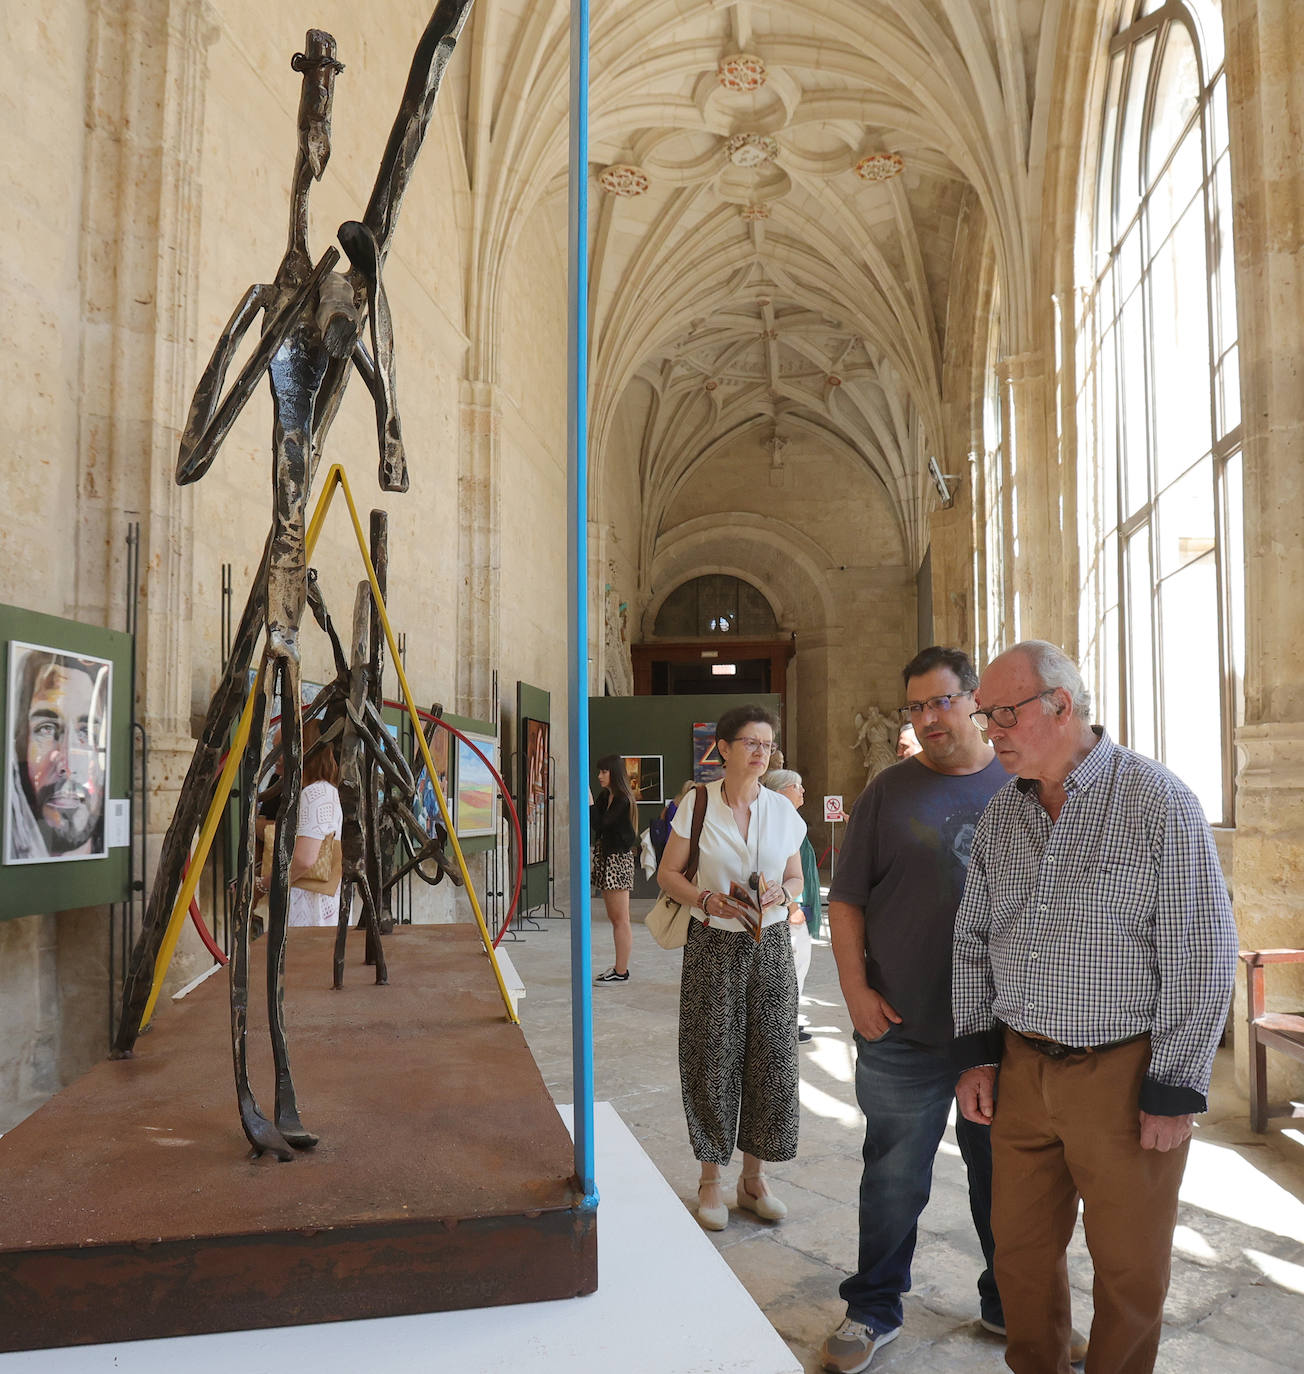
288, 718, 343, 928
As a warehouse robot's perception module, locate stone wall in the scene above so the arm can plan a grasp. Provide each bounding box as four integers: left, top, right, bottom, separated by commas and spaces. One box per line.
0, 1, 574, 1129
653, 429, 915, 850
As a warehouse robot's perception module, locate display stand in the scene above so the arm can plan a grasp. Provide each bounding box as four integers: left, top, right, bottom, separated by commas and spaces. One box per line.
0, 926, 595, 1352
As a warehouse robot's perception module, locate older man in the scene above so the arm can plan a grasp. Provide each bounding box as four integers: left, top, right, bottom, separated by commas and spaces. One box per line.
953, 641, 1237, 1374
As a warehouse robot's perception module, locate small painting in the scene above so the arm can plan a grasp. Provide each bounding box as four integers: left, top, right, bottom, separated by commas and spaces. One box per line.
5, 641, 112, 865
412, 719, 452, 837
622, 754, 663, 805
692, 721, 723, 783
523, 717, 549, 865
454, 730, 499, 839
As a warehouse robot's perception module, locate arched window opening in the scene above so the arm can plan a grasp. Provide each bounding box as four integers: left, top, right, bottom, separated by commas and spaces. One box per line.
1079, 0, 1243, 823
653, 575, 779, 639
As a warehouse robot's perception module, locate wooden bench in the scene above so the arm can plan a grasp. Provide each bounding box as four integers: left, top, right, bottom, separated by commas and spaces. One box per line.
1240, 948, 1304, 1132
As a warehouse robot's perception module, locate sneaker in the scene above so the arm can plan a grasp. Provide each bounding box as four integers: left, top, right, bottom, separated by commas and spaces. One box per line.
979, 1318, 1088, 1364
594, 967, 629, 983
819, 1318, 900, 1373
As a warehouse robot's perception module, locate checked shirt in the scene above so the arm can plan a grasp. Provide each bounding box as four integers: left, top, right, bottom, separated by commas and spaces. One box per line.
952, 729, 1237, 1114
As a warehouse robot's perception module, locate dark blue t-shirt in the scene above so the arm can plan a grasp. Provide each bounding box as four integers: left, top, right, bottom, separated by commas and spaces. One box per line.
828, 755, 1007, 1049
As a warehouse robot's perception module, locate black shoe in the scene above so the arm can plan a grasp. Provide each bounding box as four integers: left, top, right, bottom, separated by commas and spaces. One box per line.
595, 967, 629, 983
797, 1026, 813, 1043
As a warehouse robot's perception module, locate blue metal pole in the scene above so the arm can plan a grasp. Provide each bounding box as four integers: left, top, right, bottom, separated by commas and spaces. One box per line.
566, 0, 597, 1209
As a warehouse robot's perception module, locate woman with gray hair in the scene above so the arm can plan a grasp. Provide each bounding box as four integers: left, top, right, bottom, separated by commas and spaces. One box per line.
763, 768, 823, 1043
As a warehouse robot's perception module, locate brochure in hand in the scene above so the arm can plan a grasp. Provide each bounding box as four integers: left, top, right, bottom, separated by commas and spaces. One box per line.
725, 873, 769, 942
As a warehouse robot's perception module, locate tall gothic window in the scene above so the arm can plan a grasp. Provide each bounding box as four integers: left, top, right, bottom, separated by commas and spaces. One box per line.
1078, 0, 1242, 823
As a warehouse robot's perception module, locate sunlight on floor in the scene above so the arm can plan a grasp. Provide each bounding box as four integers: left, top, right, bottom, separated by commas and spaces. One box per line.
803, 1034, 855, 1085
1243, 1248, 1304, 1294
1171, 1224, 1218, 1261
797, 1077, 862, 1128
1179, 1138, 1304, 1242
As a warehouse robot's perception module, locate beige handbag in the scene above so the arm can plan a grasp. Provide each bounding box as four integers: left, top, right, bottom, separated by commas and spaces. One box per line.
645, 785, 708, 950
292, 831, 342, 895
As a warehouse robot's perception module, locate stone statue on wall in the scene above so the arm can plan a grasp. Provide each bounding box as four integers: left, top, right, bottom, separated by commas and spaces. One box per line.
604, 570, 634, 697
852, 707, 896, 780
112, 2, 476, 1163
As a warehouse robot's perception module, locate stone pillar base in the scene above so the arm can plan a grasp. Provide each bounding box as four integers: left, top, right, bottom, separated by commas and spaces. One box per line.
1232, 723, 1304, 1106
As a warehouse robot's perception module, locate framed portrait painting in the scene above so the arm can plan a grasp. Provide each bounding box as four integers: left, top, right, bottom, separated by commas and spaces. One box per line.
5, 641, 112, 865
523, 717, 549, 866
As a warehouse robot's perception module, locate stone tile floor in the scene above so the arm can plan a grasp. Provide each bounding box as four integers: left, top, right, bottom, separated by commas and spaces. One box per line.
505, 904, 1304, 1373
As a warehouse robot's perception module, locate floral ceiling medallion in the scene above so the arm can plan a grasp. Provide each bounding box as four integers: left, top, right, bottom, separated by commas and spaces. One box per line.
717, 53, 767, 92
854, 152, 905, 182
740, 202, 771, 221
598, 163, 650, 197
727, 133, 780, 169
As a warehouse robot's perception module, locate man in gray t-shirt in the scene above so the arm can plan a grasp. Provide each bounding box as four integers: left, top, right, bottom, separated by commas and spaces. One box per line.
819, 648, 1029, 1374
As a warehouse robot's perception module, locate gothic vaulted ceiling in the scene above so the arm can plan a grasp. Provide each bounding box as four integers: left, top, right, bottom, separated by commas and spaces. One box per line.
451, 0, 1064, 576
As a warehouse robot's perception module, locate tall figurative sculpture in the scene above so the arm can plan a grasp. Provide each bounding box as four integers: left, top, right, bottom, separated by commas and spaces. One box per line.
113, 2, 476, 1162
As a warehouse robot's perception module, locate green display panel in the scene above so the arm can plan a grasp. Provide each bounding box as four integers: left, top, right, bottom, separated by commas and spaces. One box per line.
588, 693, 783, 897
0, 604, 133, 921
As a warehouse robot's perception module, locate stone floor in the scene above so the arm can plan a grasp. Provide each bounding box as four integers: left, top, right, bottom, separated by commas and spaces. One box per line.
505, 903, 1304, 1374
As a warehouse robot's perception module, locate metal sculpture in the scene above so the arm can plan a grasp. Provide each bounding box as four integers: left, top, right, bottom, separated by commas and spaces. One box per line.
113, 2, 476, 1163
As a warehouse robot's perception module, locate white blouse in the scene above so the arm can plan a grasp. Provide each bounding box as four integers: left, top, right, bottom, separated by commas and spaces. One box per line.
669, 779, 806, 933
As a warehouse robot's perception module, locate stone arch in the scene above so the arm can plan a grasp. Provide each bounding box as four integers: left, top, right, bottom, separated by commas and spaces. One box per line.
642, 514, 838, 639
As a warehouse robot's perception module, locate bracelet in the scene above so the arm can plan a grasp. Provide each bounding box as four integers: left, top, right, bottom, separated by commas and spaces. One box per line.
698, 890, 715, 915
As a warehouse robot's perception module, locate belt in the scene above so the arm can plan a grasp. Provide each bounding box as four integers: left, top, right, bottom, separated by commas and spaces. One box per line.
1006, 1026, 1147, 1060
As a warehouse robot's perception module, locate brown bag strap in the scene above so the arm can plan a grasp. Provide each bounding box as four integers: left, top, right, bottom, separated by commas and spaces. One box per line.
682, 784, 710, 885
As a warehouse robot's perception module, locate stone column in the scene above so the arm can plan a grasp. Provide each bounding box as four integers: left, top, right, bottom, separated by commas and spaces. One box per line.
76, 0, 218, 846
1225, 0, 1304, 1095
457, 379, 502, 720
927, 453, 977, 652
997, 351, 1063, 646
589, 519, 608, 695
75, 0, 221, 1022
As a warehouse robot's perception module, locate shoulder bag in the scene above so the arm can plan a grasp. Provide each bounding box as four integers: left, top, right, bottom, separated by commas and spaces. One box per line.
292, 831, 343, 896
645, 784, 709, 950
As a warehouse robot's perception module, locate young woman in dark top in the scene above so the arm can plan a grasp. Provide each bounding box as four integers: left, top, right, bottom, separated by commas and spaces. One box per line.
590, 753, 640, 982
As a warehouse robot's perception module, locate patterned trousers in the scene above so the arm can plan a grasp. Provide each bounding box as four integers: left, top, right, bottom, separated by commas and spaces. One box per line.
678, 918, 799, 1164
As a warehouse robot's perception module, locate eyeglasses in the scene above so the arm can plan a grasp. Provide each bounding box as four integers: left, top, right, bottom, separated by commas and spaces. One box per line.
897, 691, 972, 721
969, 690, 1056, 731
730, 736, 779, 756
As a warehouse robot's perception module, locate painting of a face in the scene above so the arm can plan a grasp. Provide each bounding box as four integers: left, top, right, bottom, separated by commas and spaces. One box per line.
6, 643, 111, 864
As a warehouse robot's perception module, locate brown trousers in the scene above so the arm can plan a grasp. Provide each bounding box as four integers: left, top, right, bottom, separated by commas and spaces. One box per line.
991, 1029, 1188, 1374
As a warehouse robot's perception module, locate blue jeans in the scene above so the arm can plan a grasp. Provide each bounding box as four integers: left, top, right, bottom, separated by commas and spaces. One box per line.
839, 1029, 1001, 1333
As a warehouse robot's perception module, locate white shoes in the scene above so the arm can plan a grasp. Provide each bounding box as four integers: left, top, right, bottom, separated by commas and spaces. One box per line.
696, 1179, 729, 1230
736, 1172, 788, 1221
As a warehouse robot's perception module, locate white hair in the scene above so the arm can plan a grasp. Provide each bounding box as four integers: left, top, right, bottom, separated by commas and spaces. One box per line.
1012, 640, 1092, 719
762, 768, 802, 792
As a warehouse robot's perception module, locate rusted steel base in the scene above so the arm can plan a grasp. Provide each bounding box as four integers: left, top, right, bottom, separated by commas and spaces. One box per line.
0, 925, 596, 1352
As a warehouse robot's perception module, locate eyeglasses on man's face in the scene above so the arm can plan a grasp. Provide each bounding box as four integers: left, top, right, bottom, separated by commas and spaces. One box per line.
969, 689, 1056, 731
897, 691, 972, 722
730, 736, 778, 756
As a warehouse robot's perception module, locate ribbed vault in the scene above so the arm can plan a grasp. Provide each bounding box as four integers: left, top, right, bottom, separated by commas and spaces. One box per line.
447, 0, 1064, 600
